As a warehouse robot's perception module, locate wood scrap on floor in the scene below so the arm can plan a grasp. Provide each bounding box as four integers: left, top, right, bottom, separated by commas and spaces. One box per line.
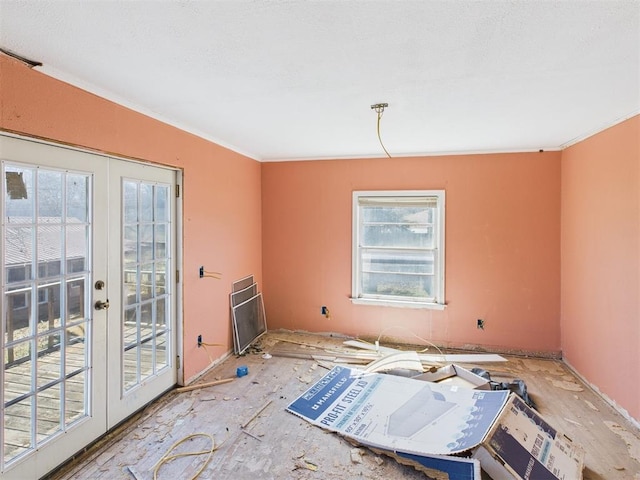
344, 339, 508, 363
174, 377, 235, 393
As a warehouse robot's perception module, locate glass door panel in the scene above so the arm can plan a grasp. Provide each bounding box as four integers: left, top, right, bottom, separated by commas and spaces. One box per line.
107, 160, 176, 429
2, 162, 91, 467
121, 180, 172, 393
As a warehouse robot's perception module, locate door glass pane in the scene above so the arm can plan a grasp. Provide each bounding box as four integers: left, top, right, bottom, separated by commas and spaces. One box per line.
123, 347, 139, 391
38, 284, 61, 334
121, 180, 171, 393
38, 170, 63, 219
4, 398, 32, 462
123, 308, 138, 348
124, 225, 138, 263
37, 332, 62, 387
5, 227, 34, 283
65, 372, 85, 424
3, 163, 92, 468
66, 174, 88, 223
65, 324, 86, 376
37, 387, 62, 443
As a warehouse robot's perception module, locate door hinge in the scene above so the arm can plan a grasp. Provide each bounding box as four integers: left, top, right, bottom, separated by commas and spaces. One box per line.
176, 270, 180, 283
176, 355, 181, 369
175, 185, 180, 198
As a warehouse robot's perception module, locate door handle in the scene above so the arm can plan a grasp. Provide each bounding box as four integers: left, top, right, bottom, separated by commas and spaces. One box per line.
95, 299, 110, 310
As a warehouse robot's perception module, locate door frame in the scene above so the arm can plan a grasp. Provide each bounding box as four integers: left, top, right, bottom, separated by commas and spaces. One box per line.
0, 131, 184, 477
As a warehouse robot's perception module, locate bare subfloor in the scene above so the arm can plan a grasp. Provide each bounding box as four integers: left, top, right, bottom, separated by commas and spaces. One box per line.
51, 331, 640, 480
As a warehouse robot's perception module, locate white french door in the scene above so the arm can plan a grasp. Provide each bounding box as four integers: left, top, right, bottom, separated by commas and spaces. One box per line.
0, 135, 178, 478
106, 160, 177, 427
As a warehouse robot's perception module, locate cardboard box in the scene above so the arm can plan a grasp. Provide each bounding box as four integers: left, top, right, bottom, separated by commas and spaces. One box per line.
472, 395, 585, 480
413, 364, 491, 390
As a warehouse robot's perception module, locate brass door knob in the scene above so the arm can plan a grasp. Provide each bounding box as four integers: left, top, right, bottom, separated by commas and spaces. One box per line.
95, 299, 110, 310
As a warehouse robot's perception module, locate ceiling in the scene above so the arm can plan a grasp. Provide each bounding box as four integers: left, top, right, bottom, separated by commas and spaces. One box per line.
1, 1, 639, 161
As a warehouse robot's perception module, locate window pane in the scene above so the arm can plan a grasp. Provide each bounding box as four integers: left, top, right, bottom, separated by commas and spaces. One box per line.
124, 264, 139, 306
140, 303, 153, 339
362, 223, 433, 248
5, 288, 32, 343
362, 272, 433, 299
37, 332, 62, 387
65, 324, 86, 376
362, 250, 434, 274
4, 398, 33, 462
38, 170, 63, 219
124, 225, 138, 263
155, 185, 168, 222
37, 387, 62, 443
5, 167, 34, 221
140, 225, 153, 262
123, 308, 138, 348
123, 347, 139, 391
156, 333, 168, 370
123, 181, 138, 223
141, 342, 154, 379
362, 205, 434, 223
155, 260, 167, 296
4, 340, 33, 402
5, 227, 34, 283
140, 184, 153, 222
66, 225, 88, 273
154, 224, 167, 260
65, 371, 86, 425
140, 263, 153, 301
66, 278, 86, 321
37, 284, 61, 334
155, 298, 168, 333
66, 174, 89, 223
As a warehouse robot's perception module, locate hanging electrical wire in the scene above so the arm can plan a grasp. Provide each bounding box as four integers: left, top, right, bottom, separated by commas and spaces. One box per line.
371, 102, 392, 158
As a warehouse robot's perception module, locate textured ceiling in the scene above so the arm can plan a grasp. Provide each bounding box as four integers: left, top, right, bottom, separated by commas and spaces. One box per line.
1, 1, 639, 161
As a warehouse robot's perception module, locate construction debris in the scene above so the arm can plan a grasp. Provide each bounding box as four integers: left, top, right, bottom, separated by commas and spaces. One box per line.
174, 377, 235, 393
287, 365, 585, 480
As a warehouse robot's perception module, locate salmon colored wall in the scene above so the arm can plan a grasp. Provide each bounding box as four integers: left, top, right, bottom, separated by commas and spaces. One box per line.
561, 115, 640, 421
0, 55, 262, 382
262, 151, 562, 354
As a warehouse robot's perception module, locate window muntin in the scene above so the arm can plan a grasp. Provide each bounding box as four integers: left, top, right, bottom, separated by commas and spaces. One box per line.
352, 191, 445, 307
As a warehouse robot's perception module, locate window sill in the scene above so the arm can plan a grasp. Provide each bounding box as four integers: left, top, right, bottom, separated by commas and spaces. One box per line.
350, 297, 447, 310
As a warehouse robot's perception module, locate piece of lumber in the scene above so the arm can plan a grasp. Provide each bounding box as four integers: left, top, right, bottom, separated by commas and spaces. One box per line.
364, 351, 424, 373
175, 377, 235, 393
241, 400, 273, 429
343, 339, 401, 354
343, 340, 507, 363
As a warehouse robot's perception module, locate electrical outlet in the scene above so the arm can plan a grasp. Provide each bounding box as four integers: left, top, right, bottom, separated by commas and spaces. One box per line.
477, 319, 485, 330
197, 334, 202, 346
199, 266, 204, 278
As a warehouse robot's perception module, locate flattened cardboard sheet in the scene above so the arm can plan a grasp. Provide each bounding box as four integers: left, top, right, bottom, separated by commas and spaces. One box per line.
287, 366, 509, 456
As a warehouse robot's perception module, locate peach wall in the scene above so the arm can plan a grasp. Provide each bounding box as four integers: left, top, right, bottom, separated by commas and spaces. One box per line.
561, 115, 640, 421
262, 151, 562, 354
0, 54, 262, 382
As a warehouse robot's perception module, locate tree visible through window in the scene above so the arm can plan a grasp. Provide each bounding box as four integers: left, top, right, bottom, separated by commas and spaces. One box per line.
352, 191, 445, 307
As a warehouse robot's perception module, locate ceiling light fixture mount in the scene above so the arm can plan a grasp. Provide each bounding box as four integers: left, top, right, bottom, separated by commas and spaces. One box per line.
370, 102, 392, 158
370, 102, 388, 113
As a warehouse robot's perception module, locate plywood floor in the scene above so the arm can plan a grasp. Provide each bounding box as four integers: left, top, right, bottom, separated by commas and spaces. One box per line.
48, 331, 640, 480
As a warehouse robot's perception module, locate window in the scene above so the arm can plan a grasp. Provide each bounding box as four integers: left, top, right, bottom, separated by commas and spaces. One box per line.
352, 190, 445, 308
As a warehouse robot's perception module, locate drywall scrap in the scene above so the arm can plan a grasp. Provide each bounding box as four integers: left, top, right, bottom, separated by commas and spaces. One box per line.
287, 365, 585, 480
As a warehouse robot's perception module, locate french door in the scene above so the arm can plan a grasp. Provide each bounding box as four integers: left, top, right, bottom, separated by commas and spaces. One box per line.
0, 135, 178, 478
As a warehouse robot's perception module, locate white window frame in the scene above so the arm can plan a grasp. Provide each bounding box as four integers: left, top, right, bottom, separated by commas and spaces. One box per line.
351, 190, 446, 309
